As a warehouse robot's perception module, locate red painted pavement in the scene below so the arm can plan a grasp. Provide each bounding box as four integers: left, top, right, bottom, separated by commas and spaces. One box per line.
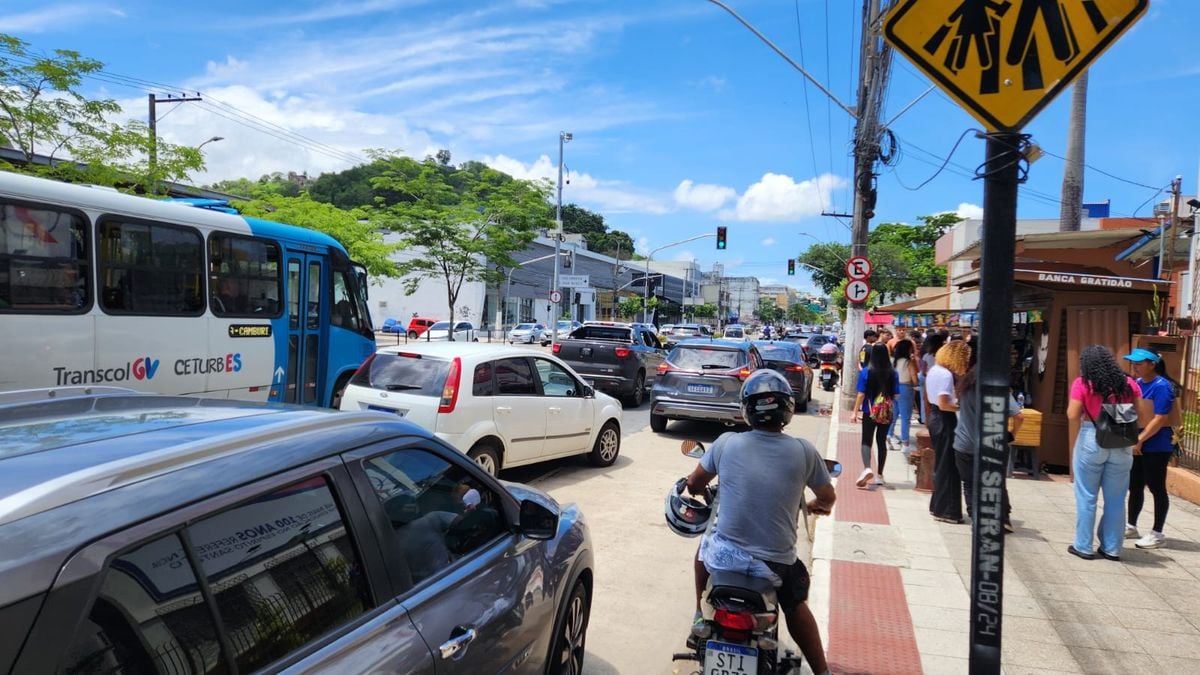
833, 427, 890, 525
826, 560, 923, 674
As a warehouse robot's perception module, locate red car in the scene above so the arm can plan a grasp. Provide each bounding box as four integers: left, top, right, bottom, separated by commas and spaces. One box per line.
406, 316, 437, 339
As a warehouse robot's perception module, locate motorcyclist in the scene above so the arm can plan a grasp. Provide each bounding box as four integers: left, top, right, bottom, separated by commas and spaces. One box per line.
685, 370, 837, 675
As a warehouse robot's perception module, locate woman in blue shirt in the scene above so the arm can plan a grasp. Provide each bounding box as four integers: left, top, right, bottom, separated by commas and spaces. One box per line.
852, 343, 899, 488
1123, 348, 1178, 550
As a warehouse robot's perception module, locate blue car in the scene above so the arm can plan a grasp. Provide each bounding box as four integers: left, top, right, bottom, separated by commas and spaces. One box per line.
0, 387, 594, 674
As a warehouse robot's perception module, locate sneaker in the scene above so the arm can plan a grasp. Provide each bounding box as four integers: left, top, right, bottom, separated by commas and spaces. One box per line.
1067, 545, 1096, 561
1135, 531, 1166, 549
872, 476, 885, 486
856, 468, 875, 488
1125, 524, 1140, 540
887, 437, 900, 451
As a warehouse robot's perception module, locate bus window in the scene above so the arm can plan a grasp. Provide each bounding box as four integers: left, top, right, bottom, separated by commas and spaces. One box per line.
331, 270, 361, 331
208, 234, 282, 317
307, 262, 321, 330
288, 260, 301, 330
0, 201, 90, 313
99, 219, 203, 316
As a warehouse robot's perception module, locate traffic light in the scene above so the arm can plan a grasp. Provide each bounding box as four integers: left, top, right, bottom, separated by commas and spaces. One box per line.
716, 226, 727, 250
788, 259, 796, 276
562, 250, 573, 269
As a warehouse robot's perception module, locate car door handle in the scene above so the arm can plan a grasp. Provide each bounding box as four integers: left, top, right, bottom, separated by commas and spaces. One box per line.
548, 406, 562, 413
440, 626, 477, 659
496, 406, 512, 413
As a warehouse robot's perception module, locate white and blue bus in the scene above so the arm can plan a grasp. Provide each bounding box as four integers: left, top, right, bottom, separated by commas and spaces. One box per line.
0, 171, 375, 406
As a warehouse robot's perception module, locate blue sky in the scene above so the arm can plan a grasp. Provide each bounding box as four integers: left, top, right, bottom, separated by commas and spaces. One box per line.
2, 0, 1195, 294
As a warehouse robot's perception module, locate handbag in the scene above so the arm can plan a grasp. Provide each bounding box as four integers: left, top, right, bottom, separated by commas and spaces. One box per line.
869, 393, 894, 425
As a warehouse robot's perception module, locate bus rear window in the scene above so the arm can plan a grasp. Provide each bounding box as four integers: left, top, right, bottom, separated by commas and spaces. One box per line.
351, 352, 450, 395
0, 201, 90, 313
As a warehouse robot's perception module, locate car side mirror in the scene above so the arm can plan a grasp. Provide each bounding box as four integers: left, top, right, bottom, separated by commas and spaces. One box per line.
519, 499, 560, 540
581, 385, 595, 398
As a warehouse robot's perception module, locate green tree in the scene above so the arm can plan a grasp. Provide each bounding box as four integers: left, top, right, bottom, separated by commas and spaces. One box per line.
560, 203, 637, 260
0, 34, 202, 190
788, 303, 821, 325
208, 173, 301, 199
307, 161, 393, 209
867, 213, 960, 292
797, 242, 852, 295
755, 298, 784, 324
618, 295, 656, 320
369, 154, 553, 336
236, 194, 397, 279
691, 303, 717, 319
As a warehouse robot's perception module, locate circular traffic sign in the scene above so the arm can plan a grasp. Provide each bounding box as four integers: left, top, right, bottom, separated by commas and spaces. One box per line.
846, 256, 872, 280
844, 279, 871, 304
550, 290, 563, 304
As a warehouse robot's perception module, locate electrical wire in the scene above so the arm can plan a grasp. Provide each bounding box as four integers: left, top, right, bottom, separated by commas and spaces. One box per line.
794, 0, 825, 215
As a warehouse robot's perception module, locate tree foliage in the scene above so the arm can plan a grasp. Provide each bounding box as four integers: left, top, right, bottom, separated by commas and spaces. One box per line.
618, 295, 657, 320
307, 161, 395, 209
560, 203, 637, 260
691, 302, 717, 319
208, 173, 302, 199
755, 298, 784, 324
369, 153, 553, 334
797, 242, 852, 295
0, 34, 202, 190
787, 303, 822, 325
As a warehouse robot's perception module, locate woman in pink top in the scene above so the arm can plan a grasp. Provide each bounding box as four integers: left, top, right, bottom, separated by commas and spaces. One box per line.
1066, 345, 1147, 561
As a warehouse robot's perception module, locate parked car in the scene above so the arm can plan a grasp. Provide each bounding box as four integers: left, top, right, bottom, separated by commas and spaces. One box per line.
552, 321, 666, 407
508, 322, 548, 345
0, 386, 593, 675
340, 342, 623, 475
406, 316, 438, 339
553, 320, 583, 337
753, 340, 814, 413
649, 338, 763, 432
423, 320, 479, 341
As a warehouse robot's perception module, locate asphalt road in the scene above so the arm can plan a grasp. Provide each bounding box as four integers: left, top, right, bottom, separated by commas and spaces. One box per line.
500, 386, 837, 675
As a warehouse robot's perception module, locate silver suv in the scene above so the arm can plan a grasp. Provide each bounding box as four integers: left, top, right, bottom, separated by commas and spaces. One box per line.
649, 339, 763, 432
0, 387, 593, 674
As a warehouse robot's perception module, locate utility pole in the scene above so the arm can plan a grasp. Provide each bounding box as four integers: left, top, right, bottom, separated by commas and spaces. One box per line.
148, 93, 203, 187
843, 0, 892, 407
1164, 175, 1183, 317
551, 131, 572, 348
1058, 73, 1088, 232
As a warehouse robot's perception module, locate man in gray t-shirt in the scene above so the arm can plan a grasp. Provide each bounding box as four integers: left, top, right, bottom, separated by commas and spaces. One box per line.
686, 427, 836, 674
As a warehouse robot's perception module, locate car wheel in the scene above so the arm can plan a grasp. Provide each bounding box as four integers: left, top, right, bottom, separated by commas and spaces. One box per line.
407, 330, 418, 339
589, 421, 621, 467
548, 582, 590, 675
650, 412, 667, 433
467, 444, 501, 476
623, 372, 645, 408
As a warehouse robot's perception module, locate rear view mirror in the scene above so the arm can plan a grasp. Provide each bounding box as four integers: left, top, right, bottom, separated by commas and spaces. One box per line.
824, 458, 842, 478
519, 499, 560, 540
680, 440, 706, 459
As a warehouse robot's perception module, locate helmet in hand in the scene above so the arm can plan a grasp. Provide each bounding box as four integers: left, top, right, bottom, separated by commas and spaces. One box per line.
665, 477, 714, 538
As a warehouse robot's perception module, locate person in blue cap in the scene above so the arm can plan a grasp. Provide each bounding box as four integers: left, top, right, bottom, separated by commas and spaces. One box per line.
1123, 347, 1178, 550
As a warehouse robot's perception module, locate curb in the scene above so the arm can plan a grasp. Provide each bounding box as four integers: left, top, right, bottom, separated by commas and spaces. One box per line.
806, 386, 840, 646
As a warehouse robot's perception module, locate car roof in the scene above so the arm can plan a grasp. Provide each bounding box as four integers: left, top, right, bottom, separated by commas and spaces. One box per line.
0, 388, 429, 606
753, 340, 799, 350
376, 341, 551, 360
674, 338, 750, 350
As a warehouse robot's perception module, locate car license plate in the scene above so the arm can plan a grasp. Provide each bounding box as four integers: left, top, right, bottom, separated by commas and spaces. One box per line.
705, 641, 757, 675
687, 383, 716, 395
368, 405, 406, 417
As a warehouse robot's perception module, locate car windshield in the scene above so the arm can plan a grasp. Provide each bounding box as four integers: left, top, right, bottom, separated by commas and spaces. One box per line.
429, 321, 450, 330
808, 336, 830, 347
668, 346, 744, 370
573, 326, 631, 341
515, 323, 536, 330
758, 345, 800, 361
350, 352, 450, 395
671, 327, 701, 336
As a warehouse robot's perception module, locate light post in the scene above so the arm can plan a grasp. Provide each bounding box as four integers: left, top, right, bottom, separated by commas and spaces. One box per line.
551, 131, 572, 349
798, 232, 848, 264
197, 136, 224, 151
643, 233, 718, 324
501, 251, 563, 339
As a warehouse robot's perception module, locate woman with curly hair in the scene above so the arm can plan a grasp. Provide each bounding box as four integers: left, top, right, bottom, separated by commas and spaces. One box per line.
1066, 345, 1148, 561
926, 340, 972, 523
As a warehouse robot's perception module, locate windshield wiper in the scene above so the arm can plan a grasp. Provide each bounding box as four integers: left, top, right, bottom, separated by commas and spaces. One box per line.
384, 384, 423, 391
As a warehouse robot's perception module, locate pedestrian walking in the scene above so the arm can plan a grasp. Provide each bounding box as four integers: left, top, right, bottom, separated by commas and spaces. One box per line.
852, 343, 899, 487
1124, 348, 1178, 550
927, 340, 971, 523
1066, 345, 1147, 561
858, 329, 879, 368
954, 365, 1021, 533
888, 339, 919, 455
918, 333, 948, 426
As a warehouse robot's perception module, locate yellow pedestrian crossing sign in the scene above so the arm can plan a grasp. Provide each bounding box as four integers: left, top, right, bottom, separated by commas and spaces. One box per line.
883, 0, 1148, 131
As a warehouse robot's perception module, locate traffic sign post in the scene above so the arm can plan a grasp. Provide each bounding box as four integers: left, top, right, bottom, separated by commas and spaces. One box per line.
549, 290, 562, 304
883, 2, 1147, 672
844, 279, 871, 304
846, 256, 872, 280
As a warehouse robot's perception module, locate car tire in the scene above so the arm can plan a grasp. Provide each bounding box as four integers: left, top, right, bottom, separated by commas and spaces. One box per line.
796, 394, 808, 414
467, 443, 501, 476
623, 372, 645, 408
548, 581, 590, 675
588, 421, 621, 467
650, 412, 668, 433
407, 330, 418, 339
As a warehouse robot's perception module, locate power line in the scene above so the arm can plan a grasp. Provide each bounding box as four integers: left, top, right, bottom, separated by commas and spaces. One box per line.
793, 0, 825, 215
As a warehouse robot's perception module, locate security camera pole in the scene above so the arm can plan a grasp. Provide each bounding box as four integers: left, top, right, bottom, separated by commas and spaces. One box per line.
551, 131, 572, 349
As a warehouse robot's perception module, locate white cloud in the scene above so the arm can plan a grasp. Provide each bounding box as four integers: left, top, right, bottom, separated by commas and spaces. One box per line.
721, 173, 846, 222
761, 237, 777, 247
955, 202, 984, 219
483, 154, 670, 214
0, 4, 114, 32
672, 250, 696, 262
698, 75, 726, 92
674, 179, 736, 211
636, 237, 650, 254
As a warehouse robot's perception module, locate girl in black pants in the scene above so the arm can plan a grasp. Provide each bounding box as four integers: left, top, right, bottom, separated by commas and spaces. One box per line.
1124, 348, 1179, 549
927, 340, 972, 522
851, 343, 899, 487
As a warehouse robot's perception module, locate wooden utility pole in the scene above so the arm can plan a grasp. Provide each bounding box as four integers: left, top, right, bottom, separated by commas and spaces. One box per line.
843, 0, 892, 405
148, 93, 202, 186
1058, 73, 1088, 232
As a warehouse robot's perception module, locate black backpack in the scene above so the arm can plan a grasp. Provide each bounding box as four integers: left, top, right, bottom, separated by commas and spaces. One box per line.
1090, 401, 1139, 449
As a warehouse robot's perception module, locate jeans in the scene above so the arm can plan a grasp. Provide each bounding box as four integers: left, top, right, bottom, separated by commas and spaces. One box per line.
1073, 422, 1134, 556
889, 383, 914, 444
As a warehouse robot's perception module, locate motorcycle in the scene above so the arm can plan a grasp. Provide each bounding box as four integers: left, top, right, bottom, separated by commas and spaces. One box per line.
671, 440, 840, 675
816, 343, 841, 392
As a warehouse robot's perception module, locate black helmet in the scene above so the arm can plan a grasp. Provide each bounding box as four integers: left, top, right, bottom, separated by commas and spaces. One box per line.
741, 369, 794, 429
665, 477, 714, 538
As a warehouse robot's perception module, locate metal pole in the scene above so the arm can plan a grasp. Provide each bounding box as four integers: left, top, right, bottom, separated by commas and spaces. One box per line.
551, 131, 570, 348
644, 256, 651, 324
969, 131, 1022, 674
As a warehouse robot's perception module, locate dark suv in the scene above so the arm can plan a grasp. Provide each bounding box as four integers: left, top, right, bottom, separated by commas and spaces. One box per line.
649, 339, 763, 432
0, 388, 593, 674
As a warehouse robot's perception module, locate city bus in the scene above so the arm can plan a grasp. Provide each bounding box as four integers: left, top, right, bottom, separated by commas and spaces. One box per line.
0, 170, 375, 406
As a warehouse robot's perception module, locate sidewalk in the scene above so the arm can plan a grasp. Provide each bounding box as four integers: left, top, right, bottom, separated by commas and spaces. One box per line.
809, 398, 1200, 674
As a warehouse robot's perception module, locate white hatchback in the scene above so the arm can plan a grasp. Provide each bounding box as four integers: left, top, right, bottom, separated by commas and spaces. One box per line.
339, 342, 623, 475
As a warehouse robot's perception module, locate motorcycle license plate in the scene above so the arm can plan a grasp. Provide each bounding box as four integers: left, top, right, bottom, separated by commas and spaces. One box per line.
821, 371, 833, 380
705, 641, 757, 675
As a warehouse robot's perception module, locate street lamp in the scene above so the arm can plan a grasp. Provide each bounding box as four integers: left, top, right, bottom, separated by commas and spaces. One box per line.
798, 232, 848, 264
197, 136, 224, 151
551, 131, 572, 348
